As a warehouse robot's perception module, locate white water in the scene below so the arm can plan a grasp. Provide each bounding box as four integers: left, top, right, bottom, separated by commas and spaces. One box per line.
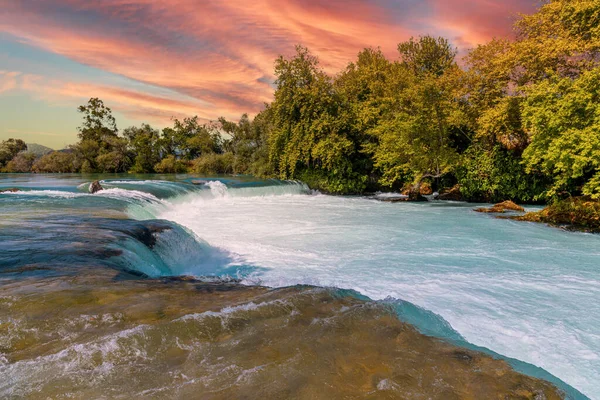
157, 187, 600, 398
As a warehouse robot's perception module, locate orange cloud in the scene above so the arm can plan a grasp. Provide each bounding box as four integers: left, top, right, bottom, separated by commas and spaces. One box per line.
0, 0, 538, 124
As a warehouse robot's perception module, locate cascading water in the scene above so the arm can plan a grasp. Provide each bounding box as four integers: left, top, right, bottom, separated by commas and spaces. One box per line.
0, 174, 597, 399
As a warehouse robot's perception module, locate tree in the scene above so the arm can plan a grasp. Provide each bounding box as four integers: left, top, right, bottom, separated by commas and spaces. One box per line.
168, 116, 222, 160
154, 155, 187, 173
77, 98, 118, 144
370, 36, 467, 192
0, 138, 27, 167
95, 136, 132, 173
522, 67, 600, 199
398, 36, 457, 77
33, 151, 76, 173
268, 46, 367, 193
2, 152, 36, 173
123, 124, 161, 173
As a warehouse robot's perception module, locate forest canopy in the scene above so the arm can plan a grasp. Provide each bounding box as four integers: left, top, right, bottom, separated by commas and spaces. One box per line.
2, 0, 599, 203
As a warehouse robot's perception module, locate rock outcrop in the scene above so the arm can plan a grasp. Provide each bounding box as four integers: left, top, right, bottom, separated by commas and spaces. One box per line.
89, 180, 104, 194
0, 188, 21, 193
510, 197, 600, 233
475, 200, 525, 214
437, 185, 464, 201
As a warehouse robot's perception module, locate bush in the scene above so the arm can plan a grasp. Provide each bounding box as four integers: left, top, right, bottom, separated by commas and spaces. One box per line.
154, 155, 188, 173
191, 153, 235, 175
456, 146, 547, 203
3, 152, 36, 172
33, 151, 76, 173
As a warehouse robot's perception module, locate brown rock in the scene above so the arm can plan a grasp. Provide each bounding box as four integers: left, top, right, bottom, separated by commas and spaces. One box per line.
438, 185, 464, 201
494, 200, 525, 212
0, 188, 20, 193
475, 200, 525, 214
419, 182, 433, 196
89, 180, 104, 194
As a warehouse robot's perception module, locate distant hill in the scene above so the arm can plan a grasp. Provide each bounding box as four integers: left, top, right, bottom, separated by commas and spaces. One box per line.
26, 143, 54, 157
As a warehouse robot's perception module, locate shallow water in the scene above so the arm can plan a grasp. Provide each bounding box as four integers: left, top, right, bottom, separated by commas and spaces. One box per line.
1, 174, 598, 399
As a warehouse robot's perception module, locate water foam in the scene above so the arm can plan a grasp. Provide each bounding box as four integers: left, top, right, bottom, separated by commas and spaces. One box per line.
155, 187, 600, 398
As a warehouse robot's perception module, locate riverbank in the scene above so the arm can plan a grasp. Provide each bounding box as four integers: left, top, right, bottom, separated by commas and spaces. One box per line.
507, 198, 600, 233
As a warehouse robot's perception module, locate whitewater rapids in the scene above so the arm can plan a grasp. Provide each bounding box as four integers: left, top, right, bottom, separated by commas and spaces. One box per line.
154, 180, 600, 398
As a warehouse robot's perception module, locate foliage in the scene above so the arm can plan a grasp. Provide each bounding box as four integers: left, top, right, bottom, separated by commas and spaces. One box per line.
369, 36, 467, 191
123, 124, 161, 173
154, 155, 188, 174
165, 116, 222, 160
522, 67, 600, 199
456, 146, 546, 203
32, 151, 76, 173
2, 152, 36, 173
0, 139, 27, 167
191, 153, 235, 175
516, 197, 600, 232
77, 98, 118, 144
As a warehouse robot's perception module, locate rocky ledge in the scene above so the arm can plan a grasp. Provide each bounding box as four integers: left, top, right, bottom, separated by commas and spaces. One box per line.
508, 197, 600, 233
0, 272, 566, 399
475, 200, 525, 213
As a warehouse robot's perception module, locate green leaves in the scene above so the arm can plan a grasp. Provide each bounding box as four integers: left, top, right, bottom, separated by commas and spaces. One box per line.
267, 46, 369, 193
522, 67, 600, 198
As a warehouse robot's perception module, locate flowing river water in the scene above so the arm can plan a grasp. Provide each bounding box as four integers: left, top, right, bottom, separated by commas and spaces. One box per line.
0, 174, 598, 399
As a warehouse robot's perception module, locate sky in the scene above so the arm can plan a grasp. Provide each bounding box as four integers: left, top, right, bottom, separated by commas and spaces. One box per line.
0, 0, 538, 149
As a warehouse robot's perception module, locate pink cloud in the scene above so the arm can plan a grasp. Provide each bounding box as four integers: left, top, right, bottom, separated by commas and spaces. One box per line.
0, 0, 538, 124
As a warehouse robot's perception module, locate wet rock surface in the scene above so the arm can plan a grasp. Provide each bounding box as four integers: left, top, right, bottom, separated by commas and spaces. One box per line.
89, 180, 104, 194
475, 200, 525, 214
0, 271, 564, 399
509, 197, 600, 233
437, 185, 464, 201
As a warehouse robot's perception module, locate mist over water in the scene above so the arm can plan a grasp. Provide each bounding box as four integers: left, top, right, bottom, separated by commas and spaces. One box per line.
1, 174, 598, 398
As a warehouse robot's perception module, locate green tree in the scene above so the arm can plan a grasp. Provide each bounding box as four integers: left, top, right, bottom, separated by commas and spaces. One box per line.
169, 116, 222, 160
123, 124, 161, 173
268, 46, 367, 193
398, 36, 457, 77
33, 151, 76, 173
370, 36, 467, 192
522, 67, 600, 199
0, 138, 27, 167
2, 152, 36, 173
95, 136, 132, 173
77, 98, 118, 144
154, 155, 188, 173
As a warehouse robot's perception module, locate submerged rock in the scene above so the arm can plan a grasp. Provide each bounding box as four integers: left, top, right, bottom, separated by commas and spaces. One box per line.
89, 180, 104, 194
475, 200, 525, 214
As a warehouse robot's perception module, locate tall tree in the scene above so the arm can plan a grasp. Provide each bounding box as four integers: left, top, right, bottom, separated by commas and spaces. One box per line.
268, 46, 367, 193
123, 124, 161, 173
370, 36, 466, 192
77, 98, 118, 144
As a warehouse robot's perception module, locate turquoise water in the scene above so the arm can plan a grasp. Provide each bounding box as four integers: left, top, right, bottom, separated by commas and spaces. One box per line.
1, 174, 598, 399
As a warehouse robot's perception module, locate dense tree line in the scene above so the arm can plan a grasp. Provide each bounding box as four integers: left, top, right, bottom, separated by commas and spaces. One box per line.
2, 0, 598, 203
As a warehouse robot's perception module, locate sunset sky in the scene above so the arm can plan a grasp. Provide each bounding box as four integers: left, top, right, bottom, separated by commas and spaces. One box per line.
0, 0, 537, 148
